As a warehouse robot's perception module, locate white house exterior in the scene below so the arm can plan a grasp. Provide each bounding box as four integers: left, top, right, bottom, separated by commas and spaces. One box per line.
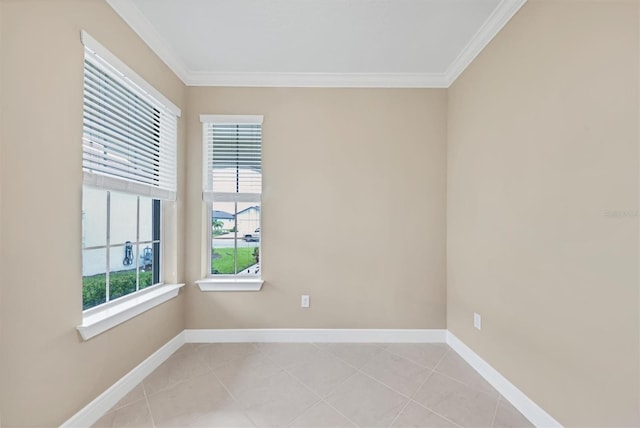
82, 186, 154, 276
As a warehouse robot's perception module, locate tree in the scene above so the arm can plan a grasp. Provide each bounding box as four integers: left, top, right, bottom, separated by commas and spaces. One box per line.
212, 219, 224, 233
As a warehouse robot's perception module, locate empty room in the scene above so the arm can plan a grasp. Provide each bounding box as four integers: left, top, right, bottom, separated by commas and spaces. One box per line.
0, 0, 638, 427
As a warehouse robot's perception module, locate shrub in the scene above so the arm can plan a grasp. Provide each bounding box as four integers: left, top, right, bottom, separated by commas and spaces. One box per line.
83, 270, 152, 310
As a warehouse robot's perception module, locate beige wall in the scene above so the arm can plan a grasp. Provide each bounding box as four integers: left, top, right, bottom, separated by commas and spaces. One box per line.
0, 3, 3, 425
185, 87, 447, 329
0, 1, 186, 426
1, 0, 638, 426
447, 1, 639, 426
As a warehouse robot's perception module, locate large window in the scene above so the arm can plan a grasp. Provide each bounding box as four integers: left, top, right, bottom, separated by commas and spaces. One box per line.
201, 115, 263, 279
82, 188, 160, 309
81, 31, 179, 310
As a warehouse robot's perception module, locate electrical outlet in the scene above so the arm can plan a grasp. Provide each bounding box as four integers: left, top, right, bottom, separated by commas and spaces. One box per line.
474, 313, 482, 330
301, 295, 310, 308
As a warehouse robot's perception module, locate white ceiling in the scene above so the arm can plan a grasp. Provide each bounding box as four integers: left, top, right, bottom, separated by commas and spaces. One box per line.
107, 0, 526, 87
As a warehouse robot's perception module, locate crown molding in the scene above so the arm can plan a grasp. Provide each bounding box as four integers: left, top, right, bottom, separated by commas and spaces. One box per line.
184, 71, 450, 88
107, 0, 526, 88
106, 0, 190, 82
444, 0, 527, 84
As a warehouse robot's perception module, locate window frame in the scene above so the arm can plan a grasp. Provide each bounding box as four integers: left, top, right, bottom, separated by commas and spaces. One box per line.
206, 201, 262, 278
197, 115, 264, 291
77, 31, 184, 340
81, 188, 163, 310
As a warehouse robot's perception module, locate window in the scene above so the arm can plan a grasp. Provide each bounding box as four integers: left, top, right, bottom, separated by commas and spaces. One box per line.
201, 115, 263, 283
81, 31, 180, 311
82, 188, 160, 309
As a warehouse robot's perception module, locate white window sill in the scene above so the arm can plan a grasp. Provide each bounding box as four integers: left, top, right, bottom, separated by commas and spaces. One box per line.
77, 283, 184, 341
195, 278, 264, 291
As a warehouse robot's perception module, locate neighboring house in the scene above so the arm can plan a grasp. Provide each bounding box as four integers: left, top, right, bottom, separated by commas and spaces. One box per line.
212, 209, 235, 230
236, 206, 260, 235
82, 187, 154, 276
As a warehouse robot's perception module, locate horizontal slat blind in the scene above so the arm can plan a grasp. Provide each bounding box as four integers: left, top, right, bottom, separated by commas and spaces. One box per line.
202, 116, 263, 203
82, 34, 178, 200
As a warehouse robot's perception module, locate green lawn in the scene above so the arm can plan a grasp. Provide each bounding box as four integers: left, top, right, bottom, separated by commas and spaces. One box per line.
212, 247, 258, 274
82, 270, 153, 310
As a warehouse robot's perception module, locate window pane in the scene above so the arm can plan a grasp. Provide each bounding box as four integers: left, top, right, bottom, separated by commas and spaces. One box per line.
237, 201, 260, 275
109, 245, 138, 300
211, 240, 237, 275
237, 203, 260, 238
110, 191, 138, 246
110, 241, 137, 272
211, 201, 236, 275
82, 186, 107, 248
237, 239, 260, 276
82, 248, 107, 309
138, 243, 155, 289
211, 202, 260, 276
139, 196, 154, 242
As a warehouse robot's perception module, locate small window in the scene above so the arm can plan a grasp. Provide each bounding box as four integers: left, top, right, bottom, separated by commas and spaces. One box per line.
201, 115, 263, 279
81, 31, 179, 310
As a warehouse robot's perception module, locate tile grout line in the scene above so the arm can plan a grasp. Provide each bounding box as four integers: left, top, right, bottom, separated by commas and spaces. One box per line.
206, 343, 270, 428
432, 347, 451, 372
382, 343, 451, 370
284, 400, 324, 428
209, 368, 259, 428
277, 360, 360, 427
490, 394, 503, 428
316, 378, 361, 427
386, 395, 413, 428
429, 347, 500, 398
354, 345, 450, 402
219, 343, 480, 428
314, 344, 428, 427
257, 344, 362, 427
141, 380, 157, 428
250, 343, 466, 428
409, 398, 464, 428
431, 367, 499, 398
143, 344, 217, 399
253, 344, 332, 427
314, 342, 464, 427
401, 347, 466, 428
134, 342, 501, 428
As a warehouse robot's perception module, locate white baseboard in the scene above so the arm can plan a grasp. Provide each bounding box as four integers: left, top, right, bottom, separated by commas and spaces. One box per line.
61, 331, 185, 428
62, 329, 560, 428
446, 332, 562, 428
183, 328, 447, 343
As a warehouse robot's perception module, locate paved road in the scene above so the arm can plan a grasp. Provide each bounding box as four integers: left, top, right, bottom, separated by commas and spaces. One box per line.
212, 236, 259, 249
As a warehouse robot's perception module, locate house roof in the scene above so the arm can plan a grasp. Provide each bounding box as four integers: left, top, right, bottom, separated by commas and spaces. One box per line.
212, 210, 234, 220
237, 206, 260, 216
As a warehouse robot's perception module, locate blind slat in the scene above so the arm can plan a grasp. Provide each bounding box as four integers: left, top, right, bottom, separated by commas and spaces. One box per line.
202, 121, 262, 198
82, 46, 177, 200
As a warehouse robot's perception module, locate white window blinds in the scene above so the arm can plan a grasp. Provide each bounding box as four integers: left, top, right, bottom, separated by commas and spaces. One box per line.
81, 31, 180, 201
201, 115, 263, 203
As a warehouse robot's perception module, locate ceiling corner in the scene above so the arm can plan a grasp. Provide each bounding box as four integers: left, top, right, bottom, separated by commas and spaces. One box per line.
184, 72, 451, 88
106, 0, 526, 89
106, 0, 190, 85
444, 0, 527, 86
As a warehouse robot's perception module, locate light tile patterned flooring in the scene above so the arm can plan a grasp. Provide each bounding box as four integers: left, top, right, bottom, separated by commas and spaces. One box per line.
93, 343, 534, 428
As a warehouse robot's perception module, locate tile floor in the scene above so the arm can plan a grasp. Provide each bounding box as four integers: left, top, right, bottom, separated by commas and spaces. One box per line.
93, 343, 534, 428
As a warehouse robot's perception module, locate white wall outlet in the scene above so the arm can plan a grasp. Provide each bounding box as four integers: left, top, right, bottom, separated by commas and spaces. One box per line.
301, 295, 310, 308
474, 313, 482, 330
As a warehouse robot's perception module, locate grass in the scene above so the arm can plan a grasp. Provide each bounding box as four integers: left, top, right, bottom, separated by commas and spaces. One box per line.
82, 269, 153, 310
212, 247, 258, 274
